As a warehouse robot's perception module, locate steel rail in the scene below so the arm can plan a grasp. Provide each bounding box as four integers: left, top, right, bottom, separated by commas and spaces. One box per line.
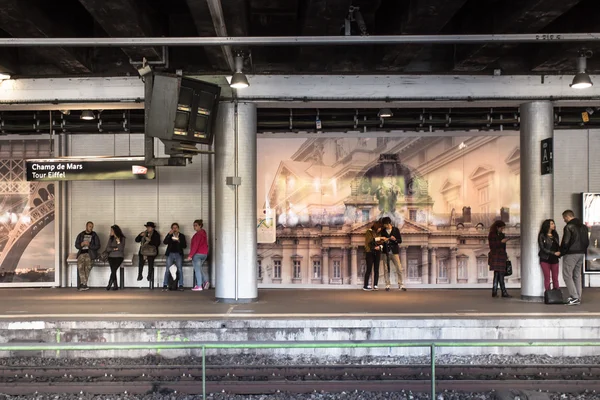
0, 33, 598, 47
4, 339, 600, 399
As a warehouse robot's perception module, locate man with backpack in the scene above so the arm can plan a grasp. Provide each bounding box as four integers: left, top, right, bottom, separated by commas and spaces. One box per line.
561, 209, 590, 306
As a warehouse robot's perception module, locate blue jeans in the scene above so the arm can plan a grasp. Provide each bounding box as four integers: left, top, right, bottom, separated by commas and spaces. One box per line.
193, 254, 208, 286
163, 253, 183, 287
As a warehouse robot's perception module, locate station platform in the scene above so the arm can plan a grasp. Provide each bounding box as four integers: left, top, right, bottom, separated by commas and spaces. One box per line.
0, 288, 598, 359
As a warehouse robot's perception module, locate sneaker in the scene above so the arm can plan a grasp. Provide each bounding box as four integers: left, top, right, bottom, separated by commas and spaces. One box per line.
80, 285, 89, 291
178, 287, 184, 291
191, 285, 203, 291
373, 285, 379, 291
203, 281, 210, 290
385, 285, 390, 292
162, 286, 168, 292
567, 298, 581, 306
400, 285, 407, 291
362, 286, 372, 291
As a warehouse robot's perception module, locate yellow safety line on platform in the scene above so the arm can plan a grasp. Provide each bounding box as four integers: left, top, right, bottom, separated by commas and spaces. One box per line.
0, 312, 596, 319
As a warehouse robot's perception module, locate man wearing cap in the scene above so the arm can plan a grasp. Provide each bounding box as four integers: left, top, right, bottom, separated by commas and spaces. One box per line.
135, 222, 161, 285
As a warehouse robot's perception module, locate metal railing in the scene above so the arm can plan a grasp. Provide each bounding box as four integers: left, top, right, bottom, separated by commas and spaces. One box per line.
2, 339, 600, 399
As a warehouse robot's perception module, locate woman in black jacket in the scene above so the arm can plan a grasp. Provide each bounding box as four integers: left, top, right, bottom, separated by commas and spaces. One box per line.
538, 219, 561, 291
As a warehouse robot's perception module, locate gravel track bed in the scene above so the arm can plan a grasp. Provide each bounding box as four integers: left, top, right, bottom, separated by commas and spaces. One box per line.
0, 354, 599, 367
0, 392, 599, 400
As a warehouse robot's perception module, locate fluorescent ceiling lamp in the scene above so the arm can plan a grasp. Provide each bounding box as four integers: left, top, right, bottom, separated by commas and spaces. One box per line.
571, 55, 593, 89
80, 110, 95, 120
0, 73, 11, 80
378, 108, 393, 118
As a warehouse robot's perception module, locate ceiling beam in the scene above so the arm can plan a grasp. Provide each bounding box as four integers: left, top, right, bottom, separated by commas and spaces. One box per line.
530, 1, 600, 72
381, 0, 468, 70
297, 0, 353, 71
76, 0, 161, 61
0, 0, 91, 74
453, 0, 583, 72
186, 0, 233, 72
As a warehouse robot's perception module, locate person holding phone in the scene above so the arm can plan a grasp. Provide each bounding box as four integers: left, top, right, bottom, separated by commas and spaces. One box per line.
162, 222, 187, 291
488, 220, 512, 298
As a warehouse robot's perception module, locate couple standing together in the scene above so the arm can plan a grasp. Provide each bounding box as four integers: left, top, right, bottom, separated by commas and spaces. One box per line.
363, 217, 405, 291
537, 210, 589, 306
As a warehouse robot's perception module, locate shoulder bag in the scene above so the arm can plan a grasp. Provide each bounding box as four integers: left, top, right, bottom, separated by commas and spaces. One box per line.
140, 235, 157, 257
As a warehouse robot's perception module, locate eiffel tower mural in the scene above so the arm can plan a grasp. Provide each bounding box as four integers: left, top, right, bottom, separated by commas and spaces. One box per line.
0, 158, 55, 283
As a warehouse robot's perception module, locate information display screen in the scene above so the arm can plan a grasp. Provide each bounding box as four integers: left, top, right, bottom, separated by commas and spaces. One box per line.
26, 157, 156, 182
583, 193, 600, 273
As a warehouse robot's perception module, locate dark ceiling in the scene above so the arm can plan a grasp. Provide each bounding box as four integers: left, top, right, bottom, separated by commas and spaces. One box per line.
1, 0, 600, 77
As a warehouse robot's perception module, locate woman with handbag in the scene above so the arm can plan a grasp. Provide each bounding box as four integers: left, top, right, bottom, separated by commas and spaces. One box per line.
104, 225, 126, 291
488, 220, 512, 298
538, 219, 561, 291
135, 222, 161, 285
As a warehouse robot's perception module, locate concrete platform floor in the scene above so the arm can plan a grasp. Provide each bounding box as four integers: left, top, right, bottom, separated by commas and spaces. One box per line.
0, 287, 598, 320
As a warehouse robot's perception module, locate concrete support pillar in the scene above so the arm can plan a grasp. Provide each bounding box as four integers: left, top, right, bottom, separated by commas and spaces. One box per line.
420, 245, 429, 284
520, 101, 552, 301
430, 248, 437, 284
350, 246, 358, 285
450, 248, 458, 284
214, 102, 258, 303
322, 248, 330, 284
58, 133, 69, 288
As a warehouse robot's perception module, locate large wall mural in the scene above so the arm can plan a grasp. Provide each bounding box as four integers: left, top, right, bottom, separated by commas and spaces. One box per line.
0, 151, 56, 285
257, 135, 521, 287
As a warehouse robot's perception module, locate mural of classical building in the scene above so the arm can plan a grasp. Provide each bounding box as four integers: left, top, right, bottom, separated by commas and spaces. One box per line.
257, 135, 521, 287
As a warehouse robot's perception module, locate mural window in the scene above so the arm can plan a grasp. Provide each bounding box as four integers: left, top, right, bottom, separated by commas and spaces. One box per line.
257, 260, 262, 279
457, 257, 468, 281
273, 260, 282, 279
478, 186, 490, 214
477, 258, 488, 280
293, 260, 301, 279
438, 259, 448, 282
409, 209, 417, 221
407, 259, 419, 281
312, 260, 321, 278
333, 260, 341, 279
362, 209, 370, 222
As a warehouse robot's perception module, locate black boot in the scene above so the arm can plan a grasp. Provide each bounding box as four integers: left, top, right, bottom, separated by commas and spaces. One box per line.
492, 272, 499, 298
106, 278, 113, 291
137, 266, 143, 281
499, 273, 512, 298
112, 277, 119, 291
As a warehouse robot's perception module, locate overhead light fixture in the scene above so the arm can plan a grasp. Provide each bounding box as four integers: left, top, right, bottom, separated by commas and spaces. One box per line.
378, 108, 393, 118
571, 52, 593, 89
0, 73, 10, 81
80, 110, 95, 120
230, 54, 249, 89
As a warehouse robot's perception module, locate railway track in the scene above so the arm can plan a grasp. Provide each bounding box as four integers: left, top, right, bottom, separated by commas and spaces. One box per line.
0, 364, 598, 395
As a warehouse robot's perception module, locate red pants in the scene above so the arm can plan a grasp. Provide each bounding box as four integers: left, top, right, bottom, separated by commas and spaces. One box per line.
540, 262, 559, 291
